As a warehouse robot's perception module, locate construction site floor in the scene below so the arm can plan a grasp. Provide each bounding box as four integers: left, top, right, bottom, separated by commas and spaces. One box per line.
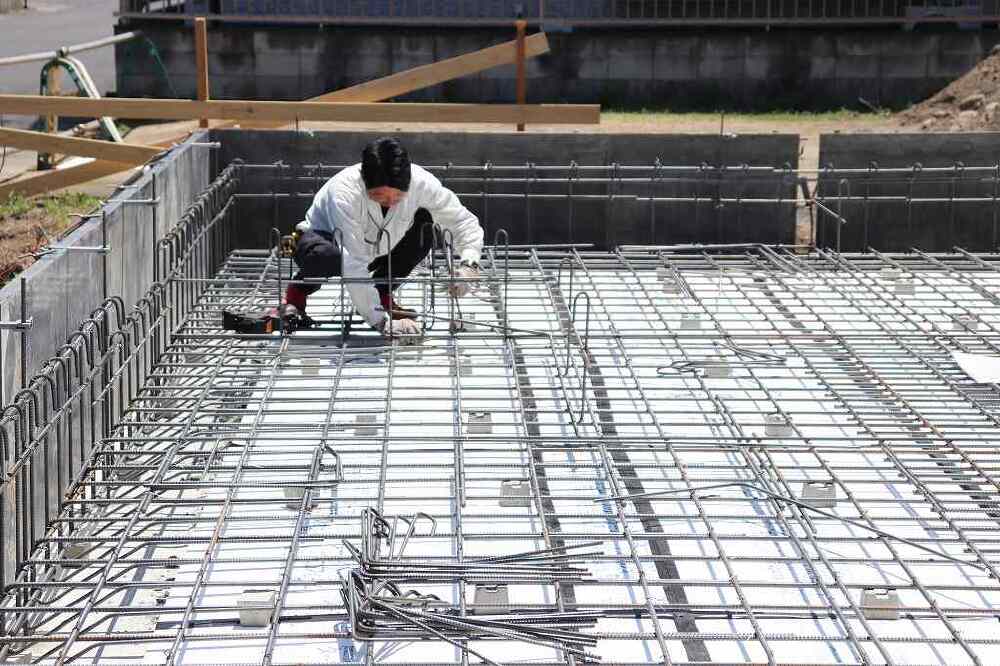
4, 245, 1000, 664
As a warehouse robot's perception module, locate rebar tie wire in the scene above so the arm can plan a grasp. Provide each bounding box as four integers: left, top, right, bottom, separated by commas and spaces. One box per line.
661, 340, 788, 376
596, 482, 990, 574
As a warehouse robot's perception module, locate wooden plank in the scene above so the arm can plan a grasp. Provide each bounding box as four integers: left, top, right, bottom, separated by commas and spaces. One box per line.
43, 66, 61, 167
144, 33, 552, 132
0, 96, 601, 124
0, 31, 569, 200
194, 17, 210, 128
218, 33, 550, 130
317, 32, 547, 103
515, 21, 527, 132
0, 127, 161, 164
0, 160, 136, 200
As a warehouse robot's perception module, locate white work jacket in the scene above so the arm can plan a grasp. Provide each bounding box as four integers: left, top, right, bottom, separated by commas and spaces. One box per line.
298, 163, 483, 327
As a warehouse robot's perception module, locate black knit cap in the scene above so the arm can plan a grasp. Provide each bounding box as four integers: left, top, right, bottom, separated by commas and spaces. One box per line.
361, 137, 411, 192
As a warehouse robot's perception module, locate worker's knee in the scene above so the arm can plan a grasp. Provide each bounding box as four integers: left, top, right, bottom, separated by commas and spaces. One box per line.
294, 230, 342, 276
414, 208, 434, 228
413, 208, 435, 250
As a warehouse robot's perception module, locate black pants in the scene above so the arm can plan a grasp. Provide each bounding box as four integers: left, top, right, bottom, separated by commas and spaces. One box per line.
293, 208, 435, 297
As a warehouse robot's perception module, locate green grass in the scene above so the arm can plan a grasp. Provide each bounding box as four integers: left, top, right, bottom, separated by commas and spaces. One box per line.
0, 193, 34, 219
601, 108, 886, 122
0, 191, 102, 283
0, 191, 101, 226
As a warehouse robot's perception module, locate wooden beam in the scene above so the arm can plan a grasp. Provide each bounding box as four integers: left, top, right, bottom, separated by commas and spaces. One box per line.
0, 160, 136, 200
0, 31, 570, 201
515, 21, 527, 132
43, 66, 61, 167
144, 33, 552, 132
0, 127, 161, 164
0, 96, 600, 125
194, 17, 210, 128
319, 32, 547, 103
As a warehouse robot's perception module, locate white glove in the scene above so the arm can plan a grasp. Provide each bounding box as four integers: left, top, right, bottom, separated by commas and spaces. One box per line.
382, 317, 423, 344
448, 263, 480, 298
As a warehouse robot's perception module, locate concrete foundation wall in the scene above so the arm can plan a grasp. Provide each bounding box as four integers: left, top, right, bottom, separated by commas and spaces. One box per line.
816, 133, 1000, 251
214, 129, 799, 248
0, 138, 210, 586
0, 141, 211, 401
118, 22, 1000, 110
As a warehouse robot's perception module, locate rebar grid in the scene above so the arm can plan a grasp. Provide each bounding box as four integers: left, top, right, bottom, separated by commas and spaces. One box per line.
3, 241, 1000, 664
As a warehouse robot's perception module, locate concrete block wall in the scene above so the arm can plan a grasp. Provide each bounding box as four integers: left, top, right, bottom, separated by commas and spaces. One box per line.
817, 133, 1000, 251
213, 129, 800, 249
117, 22, 1000, 110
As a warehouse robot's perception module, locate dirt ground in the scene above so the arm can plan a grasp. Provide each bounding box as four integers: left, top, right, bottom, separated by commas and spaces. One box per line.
268, 112, 896, 171
896, 46, 1000, 132
66, 112, 888, 185
606, 113, 895, 170
0, 192, 101, 283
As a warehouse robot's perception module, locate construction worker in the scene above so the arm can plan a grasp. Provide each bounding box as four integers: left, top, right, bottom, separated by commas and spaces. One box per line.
281, 137, 484, 341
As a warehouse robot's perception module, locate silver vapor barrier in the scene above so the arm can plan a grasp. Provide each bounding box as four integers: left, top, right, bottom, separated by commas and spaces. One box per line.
0, 189, 999, 664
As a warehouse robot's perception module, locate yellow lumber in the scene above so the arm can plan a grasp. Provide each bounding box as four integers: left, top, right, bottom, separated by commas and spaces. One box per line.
0, 31, 569, 200
0, 127, 161, 164
0, 96, 600, 125
44, 66, 60, 165
0, 160, 136, 200
515, 21, 527, 132
239, 33, 550, 130
195, 17, 210, 128
322, 32, 547, 103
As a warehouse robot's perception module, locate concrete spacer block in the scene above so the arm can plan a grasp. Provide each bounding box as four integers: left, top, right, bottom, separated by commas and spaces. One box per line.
467, 411, 493, 434
705, 361, 732, 378
63, 542, 92, 561
953, 314, 979, 331
800, 481, 837, 509
284, 485, 318, 510
356, 413, 379, 436
765, 412, 793, 437
500, 479, 532, 507
238, 589, 276, 627
680, 313, 702, 330
895, 278, 916, 296
861, 588, 901, 620
473, 584, 510, 614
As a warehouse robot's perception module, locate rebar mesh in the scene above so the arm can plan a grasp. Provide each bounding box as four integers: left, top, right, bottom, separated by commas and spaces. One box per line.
1, 233, 999, 664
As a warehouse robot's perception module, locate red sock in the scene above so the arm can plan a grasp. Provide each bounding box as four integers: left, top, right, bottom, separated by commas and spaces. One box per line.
284, 285, 308, 311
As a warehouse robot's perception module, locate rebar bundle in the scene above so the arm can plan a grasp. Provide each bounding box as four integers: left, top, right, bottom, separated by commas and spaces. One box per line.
341, 508, 601, 663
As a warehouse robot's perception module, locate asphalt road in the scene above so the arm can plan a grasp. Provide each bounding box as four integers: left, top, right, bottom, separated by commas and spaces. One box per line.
0, 0, 119, 128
